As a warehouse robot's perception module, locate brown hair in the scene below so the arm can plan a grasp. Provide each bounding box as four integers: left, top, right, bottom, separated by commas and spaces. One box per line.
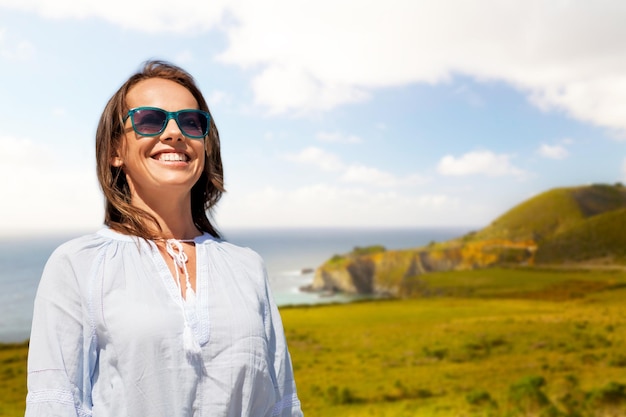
96, 60, 224, 239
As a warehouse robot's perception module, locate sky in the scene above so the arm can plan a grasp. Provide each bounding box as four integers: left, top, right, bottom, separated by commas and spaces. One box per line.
1, 0, 626, 236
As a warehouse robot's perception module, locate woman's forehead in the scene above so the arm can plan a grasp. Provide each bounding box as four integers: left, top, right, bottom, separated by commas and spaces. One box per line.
126, 78, 199, 110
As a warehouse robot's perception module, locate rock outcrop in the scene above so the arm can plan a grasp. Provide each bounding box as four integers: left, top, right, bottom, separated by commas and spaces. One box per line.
310, 240, 536, 296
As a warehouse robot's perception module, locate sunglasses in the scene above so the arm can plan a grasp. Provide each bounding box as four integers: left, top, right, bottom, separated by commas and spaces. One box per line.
124, 107, 210, 139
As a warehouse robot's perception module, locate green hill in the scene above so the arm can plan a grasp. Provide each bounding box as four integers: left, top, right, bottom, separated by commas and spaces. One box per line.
535, 207, 626, 263
467, 183, 626, 263
311, 184, 626, 296
468, 183, 626, 245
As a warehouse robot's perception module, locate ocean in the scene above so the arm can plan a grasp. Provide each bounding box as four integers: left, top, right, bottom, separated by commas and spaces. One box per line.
0, 227, 469, 343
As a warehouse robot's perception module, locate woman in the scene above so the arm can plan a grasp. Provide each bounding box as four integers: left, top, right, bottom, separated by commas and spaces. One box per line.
25, 60, 303, 417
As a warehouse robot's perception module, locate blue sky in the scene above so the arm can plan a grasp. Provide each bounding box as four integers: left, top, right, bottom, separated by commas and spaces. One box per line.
1, 1, 625, 236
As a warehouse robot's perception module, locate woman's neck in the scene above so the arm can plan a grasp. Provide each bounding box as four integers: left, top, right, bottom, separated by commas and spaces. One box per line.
131, 193, 200, 240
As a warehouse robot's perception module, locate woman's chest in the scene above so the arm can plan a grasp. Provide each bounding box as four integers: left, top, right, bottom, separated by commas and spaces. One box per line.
92, 248, 268, 355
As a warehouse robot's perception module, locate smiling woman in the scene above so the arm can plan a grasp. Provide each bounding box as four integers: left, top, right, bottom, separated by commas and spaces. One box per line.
96, 62, 224, 240
24, 60, 304, 417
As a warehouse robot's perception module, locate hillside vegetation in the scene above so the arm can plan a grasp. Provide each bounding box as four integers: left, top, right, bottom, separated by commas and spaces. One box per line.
311, 184, 626, 295
470, 184, 626, 243
285, 270, 626, 416
4, 269, 626, 416
471, 183, 626, 263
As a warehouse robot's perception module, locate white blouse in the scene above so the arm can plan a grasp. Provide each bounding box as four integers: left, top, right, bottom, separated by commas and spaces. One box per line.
25, 228, 303, 417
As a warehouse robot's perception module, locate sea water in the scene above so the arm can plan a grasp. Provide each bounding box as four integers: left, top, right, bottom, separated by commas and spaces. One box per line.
0, 227, 469, 342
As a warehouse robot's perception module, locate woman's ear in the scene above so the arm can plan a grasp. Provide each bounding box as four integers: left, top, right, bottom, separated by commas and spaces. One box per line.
111, 140, 124, 167
111, 153, 123, 167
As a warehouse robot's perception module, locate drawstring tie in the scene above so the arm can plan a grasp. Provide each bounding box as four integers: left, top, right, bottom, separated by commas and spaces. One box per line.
165, 238, 201, 356
165, 239, 196, 304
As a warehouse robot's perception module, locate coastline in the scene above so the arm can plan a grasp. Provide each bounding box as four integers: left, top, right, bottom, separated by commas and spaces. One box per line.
0, 226, 471, 343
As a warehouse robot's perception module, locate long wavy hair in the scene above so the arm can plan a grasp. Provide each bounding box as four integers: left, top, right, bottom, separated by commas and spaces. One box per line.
96, 60, 224, 239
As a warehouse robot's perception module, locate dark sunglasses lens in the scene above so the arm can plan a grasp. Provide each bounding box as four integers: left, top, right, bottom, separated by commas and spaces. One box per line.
132, 109, 167, 135
178, 111, 208, 137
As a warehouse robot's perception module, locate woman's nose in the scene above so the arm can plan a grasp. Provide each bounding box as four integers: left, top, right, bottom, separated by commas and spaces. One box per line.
160, 118, 184, 141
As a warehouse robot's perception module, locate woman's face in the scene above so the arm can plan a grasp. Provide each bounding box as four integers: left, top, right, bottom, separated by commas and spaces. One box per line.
115, 78, 206, 204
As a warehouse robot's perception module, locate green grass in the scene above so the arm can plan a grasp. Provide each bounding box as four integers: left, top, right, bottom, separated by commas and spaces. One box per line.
403, 267, 626, 299
0, 342, 28, 417
281, 268, 626, 416
3, 268, 626, 416
536, 208, 626, 263
284, 299, 626, 416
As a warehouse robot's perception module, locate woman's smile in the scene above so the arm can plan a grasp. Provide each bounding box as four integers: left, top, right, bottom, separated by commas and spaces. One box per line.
151, 151, 191, 163
155, 153, 188, 162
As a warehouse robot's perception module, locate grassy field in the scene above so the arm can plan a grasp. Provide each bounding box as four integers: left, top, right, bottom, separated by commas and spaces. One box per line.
3, 267, 626, 416
0, 341, 28, 417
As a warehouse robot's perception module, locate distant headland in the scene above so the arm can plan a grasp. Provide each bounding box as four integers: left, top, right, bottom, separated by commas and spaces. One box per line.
304, 183, 626, 296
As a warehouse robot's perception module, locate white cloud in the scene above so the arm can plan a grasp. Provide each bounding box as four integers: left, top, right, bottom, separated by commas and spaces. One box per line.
207, 90, 231, 108
284, 147, 427, 187
340, 165, 399, 187
437, 150, 525, 177
216, 0, 626, 132
0, 0, 227, 32
283, 146, 344, 172
316, 131, 362, 144
5, 1, 626, 132
0, 28, 35, 61
216, 184, 464, 228
538, 143, 569, 160
249, 65, 369, 115
340, 165, 427, 187
2, 136, 53, 168
0, 136, 102, 235
3, 1, 626, 132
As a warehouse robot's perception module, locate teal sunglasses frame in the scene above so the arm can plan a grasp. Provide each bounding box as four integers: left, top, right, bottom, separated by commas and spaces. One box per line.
124, 107, 210, 139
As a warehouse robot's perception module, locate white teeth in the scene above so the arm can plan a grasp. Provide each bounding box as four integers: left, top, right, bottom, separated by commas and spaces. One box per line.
156, 153, 187, 162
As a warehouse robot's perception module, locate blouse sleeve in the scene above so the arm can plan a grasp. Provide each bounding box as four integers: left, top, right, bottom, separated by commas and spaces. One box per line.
262, 267, 304, 417
25, 246, 97, 417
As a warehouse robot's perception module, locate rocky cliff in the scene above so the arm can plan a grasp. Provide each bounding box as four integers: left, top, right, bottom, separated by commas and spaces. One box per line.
309, 239, 536, 296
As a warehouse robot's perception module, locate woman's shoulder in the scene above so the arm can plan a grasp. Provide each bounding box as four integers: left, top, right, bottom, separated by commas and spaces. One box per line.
198, 234, 265, 268
39, 230, 125, 287
48, 228, 135, 260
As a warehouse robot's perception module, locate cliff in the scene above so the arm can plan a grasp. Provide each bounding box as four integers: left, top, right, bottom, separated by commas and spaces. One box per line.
310, 240, 536, 295
310, 184, 626, 295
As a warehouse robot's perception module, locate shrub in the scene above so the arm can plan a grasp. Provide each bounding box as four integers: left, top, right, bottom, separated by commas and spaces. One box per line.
466, 389, 497, 408
422, 346, 448, 360
609, 354, 626, 367
557, 374, 587, 417
589, 381, 626, 407
329, 254, 344, 263
508, 375, 553, 415
326, 385, 361, 405
351, 245, 386, 256
462, 334, 509, 360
